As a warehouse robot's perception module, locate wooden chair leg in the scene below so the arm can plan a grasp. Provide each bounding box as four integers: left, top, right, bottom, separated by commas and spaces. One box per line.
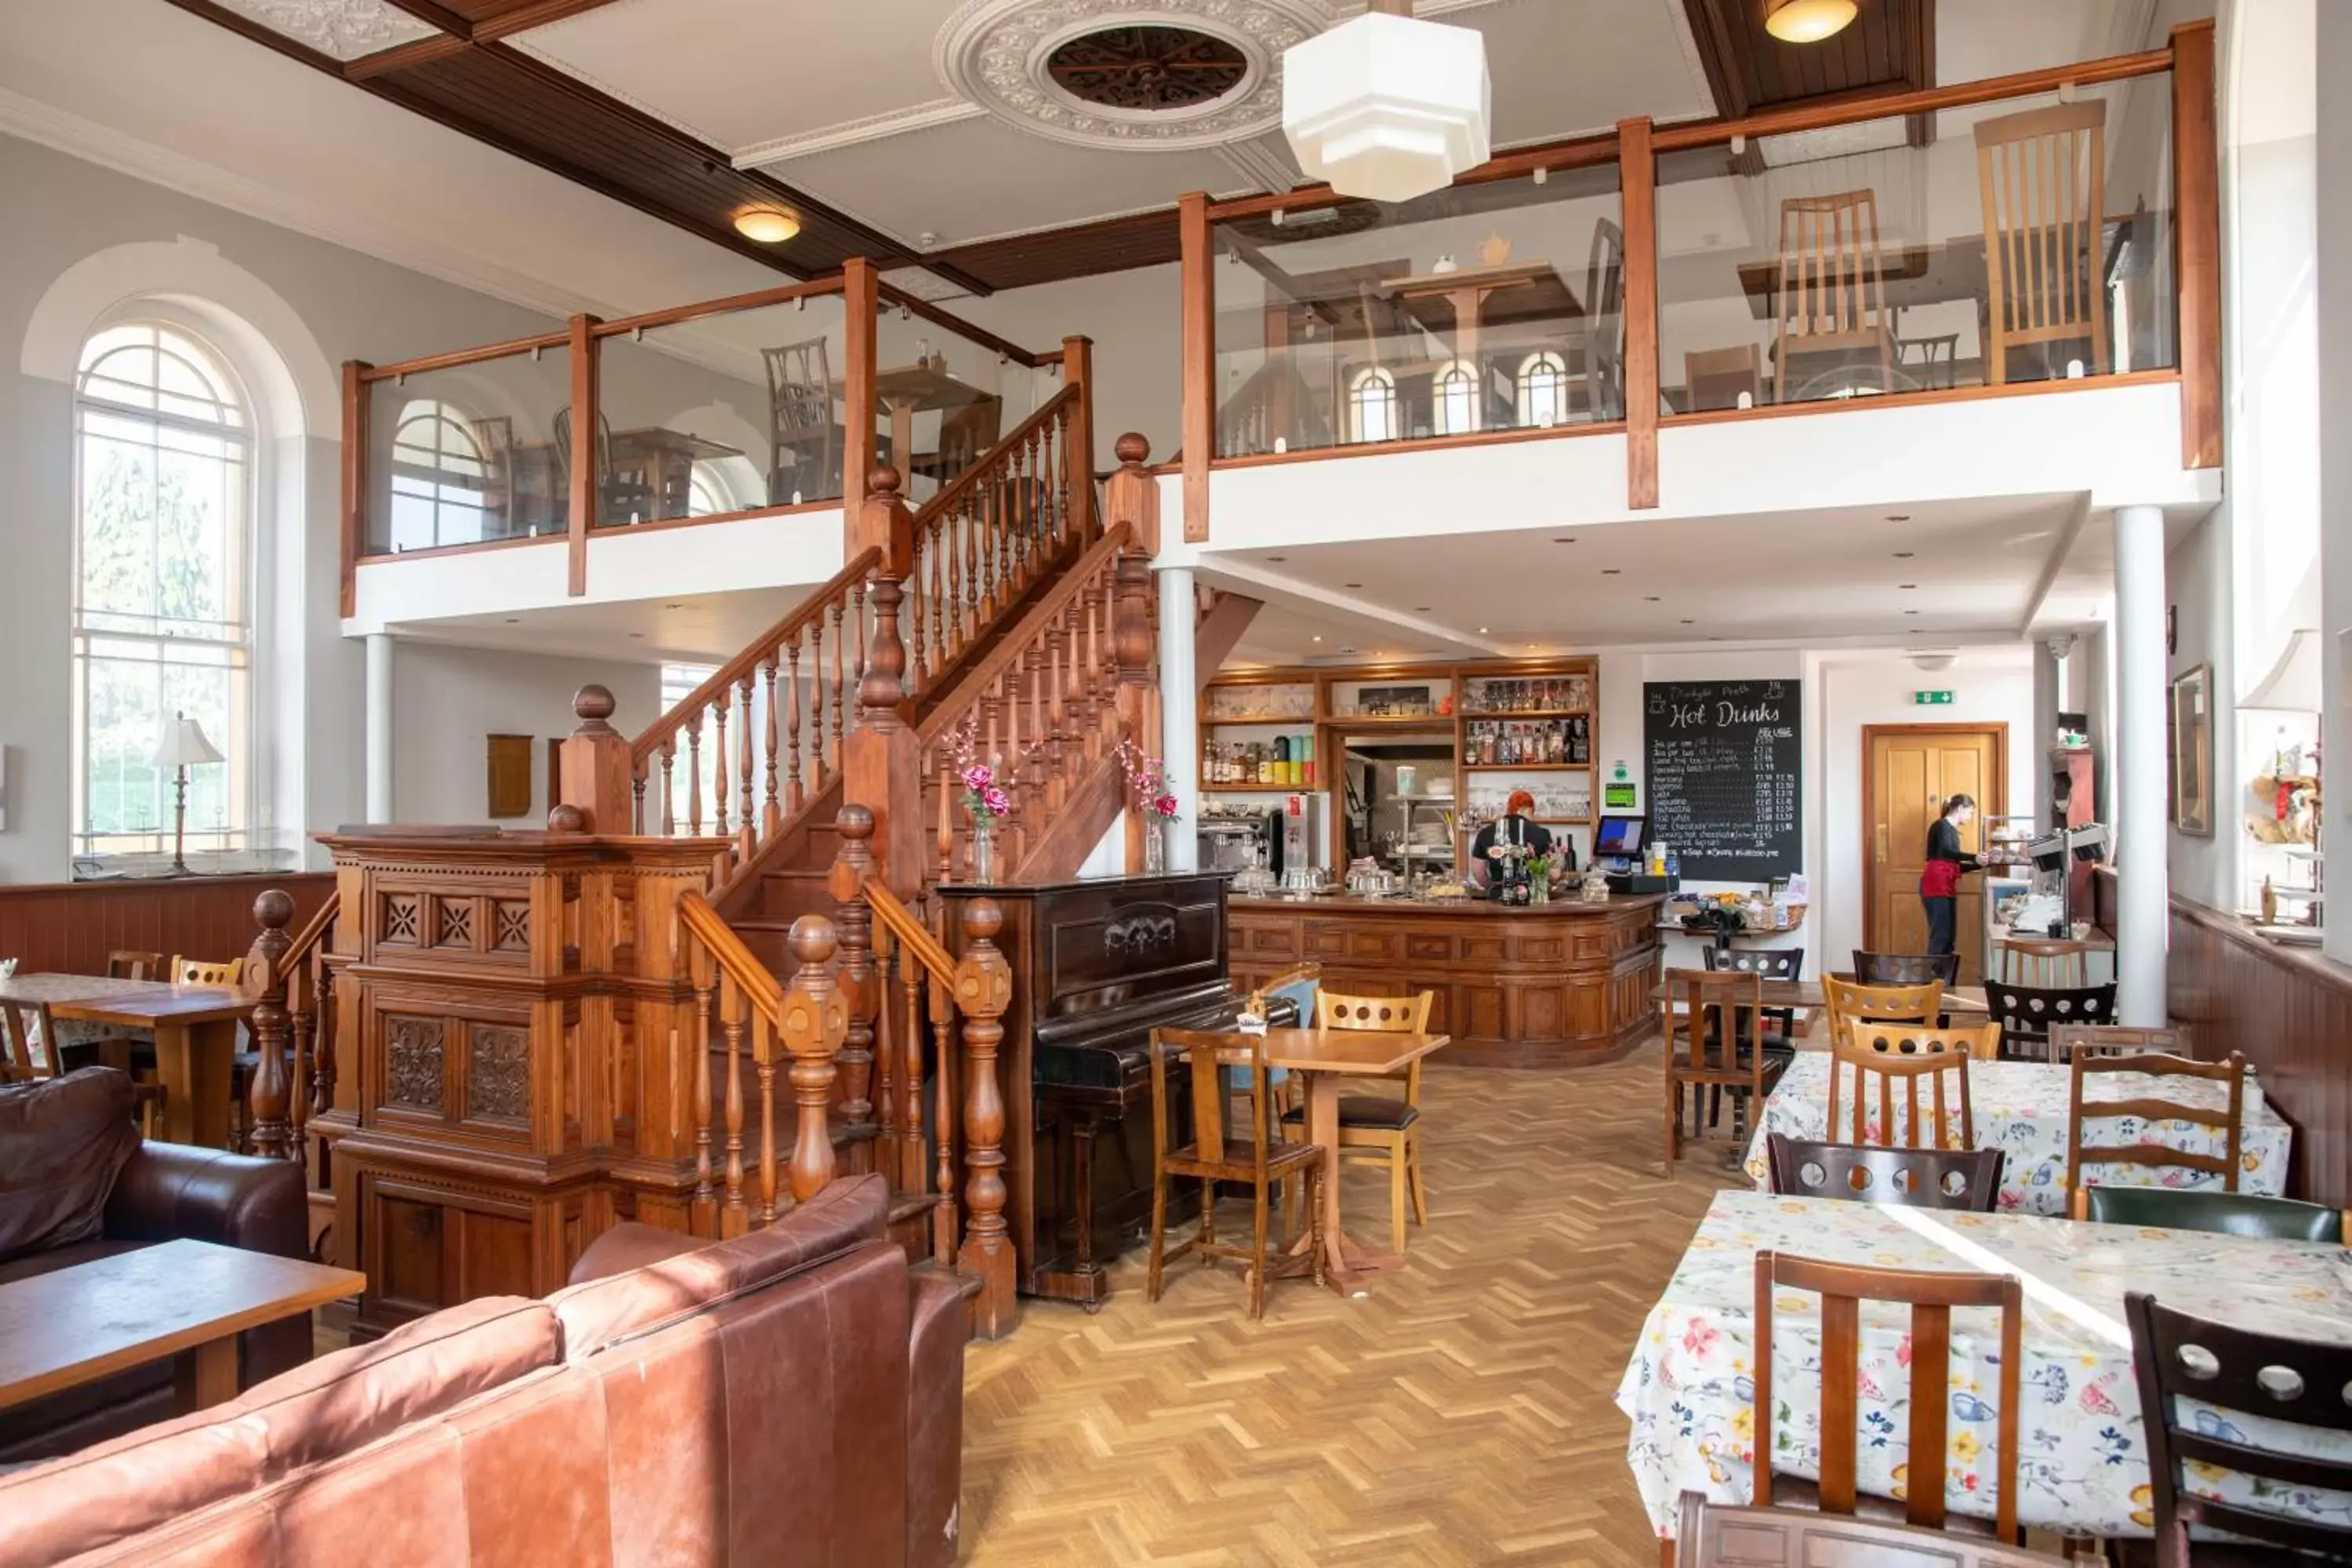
1248, 1179, 1270, 1321
1663, 1075, 1680, 1175
1308, 1166, 1327, 1290
1388, 1146, 1408, 1254
1200, 1177, 1217, 1261
1406, 1133, 1428, 1225
1146, 1170, 1169, 1303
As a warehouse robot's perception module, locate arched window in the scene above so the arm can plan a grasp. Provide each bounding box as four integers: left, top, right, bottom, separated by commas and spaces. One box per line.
389, 398, 490, 549
1348, 366, 1397, 445
1516, 350, 1569, 428
73, 323, 252, 863
1432, 359, 1481, 436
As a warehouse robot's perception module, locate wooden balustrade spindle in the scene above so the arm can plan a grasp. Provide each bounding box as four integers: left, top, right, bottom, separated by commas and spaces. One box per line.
935, 757, 954, 889
632, 764, 647, 834
710, 691, 730, 842
762, 655, 782, 835
782, 915, 848, 1203
808, 618, 827, 790
783, 637, 804, 813
661, 740, 677, 836
851, 583, 868, 710
691, 956, 715, 1223
908, 553, 929, 692
1064, 599, 1087, 764
829, 597, 846, 771
954, 898, 1018, 1337
927, 530, 946, 676
721, 974, 747, 1235
1005, 674, 1026, 862
873, 926, 898, 1181
244, 890, 296, 1161
685, 717, 704, 836
827, 805, 878, 1141
964, 496, 981, 641
738, 672, 757, 862
895, 941, 924, 1196
752, 1012, 778, 1226
927, 967, 956, 1261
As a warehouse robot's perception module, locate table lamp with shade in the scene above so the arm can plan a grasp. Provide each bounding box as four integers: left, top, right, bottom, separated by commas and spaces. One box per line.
152, 713, 223, 874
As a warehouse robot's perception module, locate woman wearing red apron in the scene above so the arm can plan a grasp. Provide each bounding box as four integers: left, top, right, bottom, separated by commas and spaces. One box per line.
1920, 793, 1982, 957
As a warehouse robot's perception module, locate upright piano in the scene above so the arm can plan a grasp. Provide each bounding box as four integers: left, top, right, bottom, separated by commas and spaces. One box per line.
941, 871, 1257, 1308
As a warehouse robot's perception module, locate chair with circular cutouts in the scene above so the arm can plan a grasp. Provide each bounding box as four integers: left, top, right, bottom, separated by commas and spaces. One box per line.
1764, 1133, 2005, 1213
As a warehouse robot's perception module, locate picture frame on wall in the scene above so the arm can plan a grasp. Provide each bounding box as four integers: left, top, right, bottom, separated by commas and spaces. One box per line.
2168, 664, 2212, 835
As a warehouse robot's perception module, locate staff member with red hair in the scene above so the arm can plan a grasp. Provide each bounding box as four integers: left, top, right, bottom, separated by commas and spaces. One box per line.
1469, 789, 1572, 897
1921, 793, 1983, 957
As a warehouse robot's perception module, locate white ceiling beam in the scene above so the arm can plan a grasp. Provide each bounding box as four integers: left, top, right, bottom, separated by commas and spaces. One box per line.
730, 99, 989, 170
2018, 492, 2094, 636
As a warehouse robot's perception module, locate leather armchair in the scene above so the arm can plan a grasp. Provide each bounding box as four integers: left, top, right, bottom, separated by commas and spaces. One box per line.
0, 1138, 309, 1463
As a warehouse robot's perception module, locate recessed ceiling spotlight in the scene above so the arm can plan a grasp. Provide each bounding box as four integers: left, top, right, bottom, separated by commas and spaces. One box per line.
1765, 0, 1858, 45
1478, 626, 1490, 633
1886, 514, 1911, 522
1553, 536, 1577, 543
1680, 619, 1695, 625
1414, 605, 1431, 612
503, 617, 520, 624
1344, 582, 1363, 588
1602, 568, 1622, 576
1339, 645, 1357, 655
732, 207, 801, 244
1893, 551, 1915, 558
1266, 555, 1287, 563
1312, 634, 1323, 642
1899, 583, 1918, 590
1904, 609, 1920, 615
629, 632, 644, 639
1643, 595, 1660, 602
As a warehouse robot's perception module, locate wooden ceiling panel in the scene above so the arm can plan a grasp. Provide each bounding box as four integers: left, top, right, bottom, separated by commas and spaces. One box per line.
899, 208, 1185, 294
1683, 0, 1935, 118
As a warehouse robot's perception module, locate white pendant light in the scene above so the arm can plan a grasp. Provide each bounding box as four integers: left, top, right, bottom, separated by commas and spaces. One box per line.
1282, 0, 1490, 205
1765, 0, 1860, 44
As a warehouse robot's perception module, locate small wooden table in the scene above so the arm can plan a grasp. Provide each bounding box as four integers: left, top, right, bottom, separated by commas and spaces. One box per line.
1381, 261, 1583, 369
0, 974, 254, 1147
838, 365, 997, 479
1168, 1026, 1450, 1297
0, 1240, 364, 1414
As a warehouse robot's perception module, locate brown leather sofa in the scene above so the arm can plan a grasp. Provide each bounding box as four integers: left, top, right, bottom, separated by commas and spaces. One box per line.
0, 1069, 310, 1464
0, 1173, 967, 1568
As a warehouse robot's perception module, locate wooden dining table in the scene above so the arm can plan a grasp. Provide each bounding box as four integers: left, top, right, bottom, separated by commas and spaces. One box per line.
1381, 260, 1583, 370
837, 364, 999, 484
1648, 976, 1990, 1018
2, 973, 253, 1148
1166, 1025, 1450, 1297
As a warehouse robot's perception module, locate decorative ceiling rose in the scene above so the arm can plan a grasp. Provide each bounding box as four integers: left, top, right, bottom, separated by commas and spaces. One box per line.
1764, 0, 1860, 44
1282, 2, 1490, 205
211, 0, 438, 61
1046, 26, 1249, 111
936, 0, 1324, 151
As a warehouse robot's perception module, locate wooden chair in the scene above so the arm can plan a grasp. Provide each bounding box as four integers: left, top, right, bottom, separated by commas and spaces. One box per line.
0, 997, 59, 1082
2049, 1022, 2192, 1060
171, 955, 245, 988
1278, 989, 1432, 1252
1682, 344, 1763, 412
1975, 100, 2108, 385
1771, 190, 1896, 402
1754, 1250, 2024, 1541
1765, 1134, 2005, 1213
763, 337, 843, 503
1703, 945, 1802, 1044
1994, 936, 2090, 989
551, 408, 656, 526
1574, 217, 1625, 420
1852, 950, 1960, 988
2125, 1290, 2352, 1566
2082, 1186, 2344, 1243
1831, 1023, 1990, 1149
918, 396, 1004, 490
1984, 979, 2115, 1063
469, 415, 517, 536
108, 950, 165, 980
1675, 1495, 2062, 1568
1663, 968, 1765, 1172
1146, 1029, 1323, 1320
1820, 975, 1945, 1051
2063, 1049, 2246, 1215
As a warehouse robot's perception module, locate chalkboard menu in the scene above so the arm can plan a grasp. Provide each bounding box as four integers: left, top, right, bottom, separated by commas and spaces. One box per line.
1643, 679, 1802, 880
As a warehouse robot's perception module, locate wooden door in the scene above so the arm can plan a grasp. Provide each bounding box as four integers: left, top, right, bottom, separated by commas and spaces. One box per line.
1864, 726, 2006, 984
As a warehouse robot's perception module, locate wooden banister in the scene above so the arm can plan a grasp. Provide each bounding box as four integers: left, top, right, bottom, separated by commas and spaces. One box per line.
914, 521, 1133, 748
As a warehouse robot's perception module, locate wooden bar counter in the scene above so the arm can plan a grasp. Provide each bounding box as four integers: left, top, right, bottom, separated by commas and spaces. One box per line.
1226, 892, 1666, 1067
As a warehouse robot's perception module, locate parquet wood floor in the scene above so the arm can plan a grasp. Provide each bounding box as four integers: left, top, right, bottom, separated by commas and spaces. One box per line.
960, 1043, 1749, 1567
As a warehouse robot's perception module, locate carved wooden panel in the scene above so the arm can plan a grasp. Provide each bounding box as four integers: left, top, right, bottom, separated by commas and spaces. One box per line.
1459, 935, 1508, 964
1512, 935, 1568, 964
384, 1014, 446, 1112
381, 891, 422, 947
466, 1025, 530, 1123
434, 897, 475, 950
1461, 984, 1508, 1041
1248, 925, 1298, 958
1303, 927, 1350, 960
1406, 933, 1452, 962
492, 900, 532, 953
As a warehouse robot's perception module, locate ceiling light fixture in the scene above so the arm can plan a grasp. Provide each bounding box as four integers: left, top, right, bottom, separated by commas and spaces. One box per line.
1478, 626, 1490, 633
1312, 634, 1323, 641
1893, 551, 1915, 559
1764, 0, 1859, 45
1886, 514, 1911, 522
1283, 0, 1490, 204
732, 208, 801, 245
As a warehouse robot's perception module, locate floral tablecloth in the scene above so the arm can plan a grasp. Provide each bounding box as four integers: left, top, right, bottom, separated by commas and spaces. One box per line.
1737, 1054, 2292, 1214
1616, 1192, 2352, 1538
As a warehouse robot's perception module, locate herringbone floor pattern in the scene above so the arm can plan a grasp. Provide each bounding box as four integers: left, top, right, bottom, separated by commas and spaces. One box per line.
961, 1041, 1748, 1566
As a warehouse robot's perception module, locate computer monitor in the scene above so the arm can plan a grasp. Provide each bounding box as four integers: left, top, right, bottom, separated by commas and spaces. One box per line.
1594, 815, 1646, 860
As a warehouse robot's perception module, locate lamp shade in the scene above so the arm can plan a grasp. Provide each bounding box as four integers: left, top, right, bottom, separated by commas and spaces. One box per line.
153, 714, 224, 769
2242, 629, 2321, 712
1282, 11, 1490, 205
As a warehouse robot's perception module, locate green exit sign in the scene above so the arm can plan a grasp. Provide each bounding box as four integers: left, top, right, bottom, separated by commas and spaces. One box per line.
1915, 690, 1955, 706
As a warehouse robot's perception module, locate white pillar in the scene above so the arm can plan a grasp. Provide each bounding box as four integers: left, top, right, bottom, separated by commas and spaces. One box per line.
365, 633, 395, 822
1156, 565, 1200, 872
2113, 506, 2168, 1025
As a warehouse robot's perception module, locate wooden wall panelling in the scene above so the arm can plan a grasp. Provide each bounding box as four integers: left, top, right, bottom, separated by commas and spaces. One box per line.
0, 873, 335, 978
1679, 0, 1935, 118
2171, 20, 2222, 469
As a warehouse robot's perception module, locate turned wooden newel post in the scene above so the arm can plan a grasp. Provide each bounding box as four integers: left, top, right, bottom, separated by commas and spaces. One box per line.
559, 684, 634, 834
953, 896, 1019, 1338
245, 889, 296, 1161
1102, 432, 1160, 557
826, 804, 879, 1152
844, 467, 924, 899
780, 915, 849, 1203
1113, 530, 1157, 871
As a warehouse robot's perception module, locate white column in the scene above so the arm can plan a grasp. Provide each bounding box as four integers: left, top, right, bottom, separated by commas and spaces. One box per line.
2113, 506, 2169, 1025
365, 633, 395, 822
1156, 565, 1200, 872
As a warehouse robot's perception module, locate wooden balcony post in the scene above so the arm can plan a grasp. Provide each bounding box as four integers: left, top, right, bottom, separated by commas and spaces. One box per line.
559, 684, 634, 835
781, 914, 848, 1203
339, 361, 370, 619
1179, 191, 1213, 544
1062, 335, 1097, 539
1102, 432, 1160, 557
843, 469, 924, 898
843, 257, 879, 534
1617, 117, 1659, 510
953, 896, 1019, 1338
2172, 20, 2221, 470
245, 889, 296, 1161
1113, 543, 1156, 872
566, 313, 601, 597
826, 804, 880, 1160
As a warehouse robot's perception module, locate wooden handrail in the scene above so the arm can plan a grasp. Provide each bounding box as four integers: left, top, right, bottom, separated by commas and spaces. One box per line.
909, 383, 1080, 533
916, 520, 1133, 746
677, 891, 788, 1020
877, 282, 1058, 370
360, 329, 571, 383
630, 545, 880, 771
282, 888, 339, 973
593, 274, 846, 339
863, 877, 956, 982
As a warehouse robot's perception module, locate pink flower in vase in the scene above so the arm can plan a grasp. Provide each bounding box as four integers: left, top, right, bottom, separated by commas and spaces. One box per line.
962, 763, 994, 793
1155, 793, 1180, 818
982, 786, 1011, 818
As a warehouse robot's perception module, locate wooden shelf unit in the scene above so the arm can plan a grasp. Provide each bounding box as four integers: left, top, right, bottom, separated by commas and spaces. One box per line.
1202, 655, 1603, 867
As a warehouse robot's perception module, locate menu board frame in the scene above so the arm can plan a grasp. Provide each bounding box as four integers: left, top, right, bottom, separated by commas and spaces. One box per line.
1642, 679, 1802, 880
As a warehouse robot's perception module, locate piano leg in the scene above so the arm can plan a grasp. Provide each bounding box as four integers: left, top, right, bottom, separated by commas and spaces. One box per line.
1033, 1105, 1114, 1309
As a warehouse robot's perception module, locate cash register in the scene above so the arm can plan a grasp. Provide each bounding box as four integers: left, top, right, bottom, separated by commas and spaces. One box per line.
1596, 814, 1675, 894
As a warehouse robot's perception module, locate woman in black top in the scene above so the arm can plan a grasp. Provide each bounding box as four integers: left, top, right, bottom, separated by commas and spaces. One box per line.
1469, 789, 1570, 897
1921, 793, 1982, 957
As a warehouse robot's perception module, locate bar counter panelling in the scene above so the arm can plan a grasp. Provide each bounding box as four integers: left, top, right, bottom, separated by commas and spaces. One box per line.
1228, 893, 1665, 1067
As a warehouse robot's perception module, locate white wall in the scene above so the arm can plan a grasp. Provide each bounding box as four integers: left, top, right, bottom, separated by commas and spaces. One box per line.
953, 263, 1182, 472
390, 644, 660, 826
2167, 506, 2236, 909
2315, 0, 2352, 965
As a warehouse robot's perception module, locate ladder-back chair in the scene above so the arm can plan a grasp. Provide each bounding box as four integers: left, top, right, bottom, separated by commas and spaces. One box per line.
1772, 189, 1895, 401
1975, 100, 2109, 383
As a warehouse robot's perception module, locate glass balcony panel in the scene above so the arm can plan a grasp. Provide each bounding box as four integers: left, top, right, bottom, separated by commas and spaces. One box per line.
366, 347, 570, 554
872, 302, 1058, 506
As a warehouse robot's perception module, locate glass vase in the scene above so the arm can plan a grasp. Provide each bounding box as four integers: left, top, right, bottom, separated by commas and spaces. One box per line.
1529, 873, 1550, 906
970, 815, 996, 885
1144, 817, 1167, 875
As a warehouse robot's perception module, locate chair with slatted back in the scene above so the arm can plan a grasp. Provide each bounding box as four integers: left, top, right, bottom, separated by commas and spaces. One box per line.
551, 408, 655, 526
1574, 217, 1625, 419
470, 415, 517, 537
1279, 989, 1432, 1251
1975, 100, 2108, 385
1771, 190, 1896, 402
1852, 950, 1962, 989
2050, 1022, 2193, 1060
1831, 1023, 1991, 1150
1675, 1495, 2064, 1568
1145, 1028, 1324, 1320
1754, 1250, 2023, 1541
109, 951, 165, 980
2125, 1290, 2352, 1567
2064, 1049, 2247, 1218
0, 997, 60, 1083
1682, 343, 1764, 412
1821, 975, 1946, 1052
1995, 936, 2091, 989
1984, 979, 2116, 1063
764, 337, 844, 503
1766, 1134, 2005, 1214
1663, 968, 1766, 1172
